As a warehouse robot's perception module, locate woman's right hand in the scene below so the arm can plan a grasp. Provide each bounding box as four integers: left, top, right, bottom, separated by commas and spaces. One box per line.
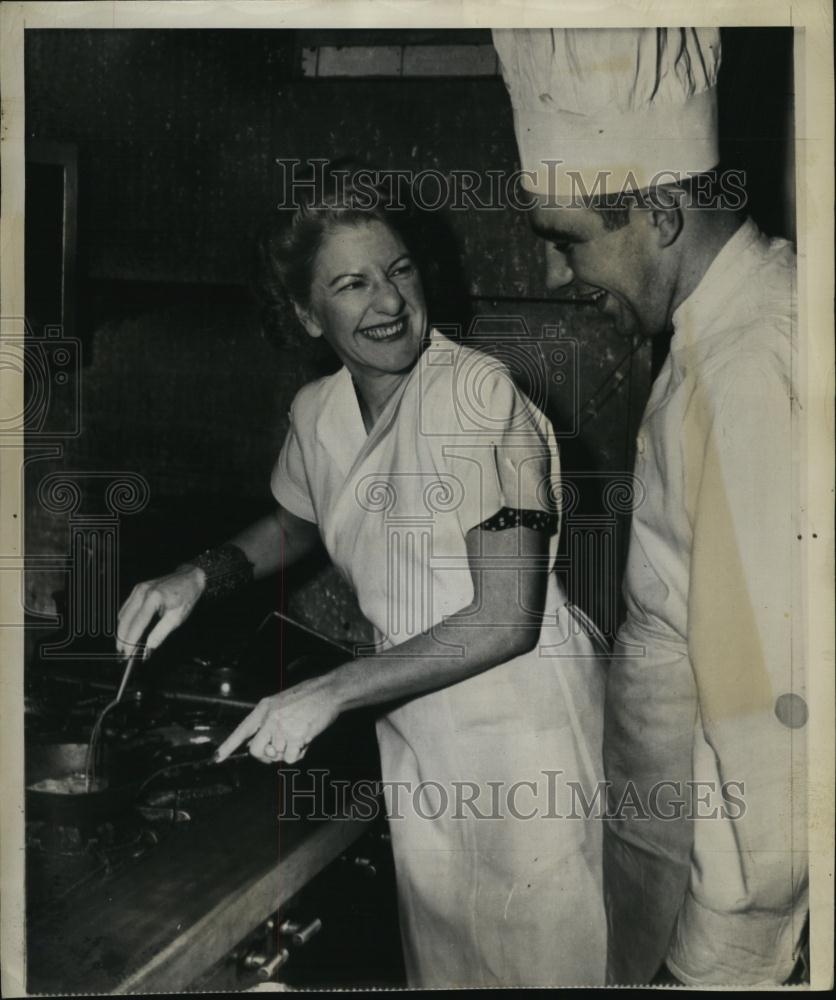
114, 506, 320, 661
116, 564, 206, 660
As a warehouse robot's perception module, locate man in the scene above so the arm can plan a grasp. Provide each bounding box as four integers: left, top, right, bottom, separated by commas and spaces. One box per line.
493, 27, 808, 986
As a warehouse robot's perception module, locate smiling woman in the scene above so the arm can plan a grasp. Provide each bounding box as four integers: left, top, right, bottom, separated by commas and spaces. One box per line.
116, 161, 610, 988
256, 167, 431, 426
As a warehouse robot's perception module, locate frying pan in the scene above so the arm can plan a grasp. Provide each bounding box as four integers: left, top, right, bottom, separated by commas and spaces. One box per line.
26, 741, 140, 827
25, 611, 348, 828
25, 741, 250, 828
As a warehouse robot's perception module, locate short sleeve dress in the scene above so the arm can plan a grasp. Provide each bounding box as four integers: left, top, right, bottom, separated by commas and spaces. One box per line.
272, 329, 608, 987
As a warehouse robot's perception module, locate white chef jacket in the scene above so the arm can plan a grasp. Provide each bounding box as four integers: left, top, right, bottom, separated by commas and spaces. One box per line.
604, 217, 808, 985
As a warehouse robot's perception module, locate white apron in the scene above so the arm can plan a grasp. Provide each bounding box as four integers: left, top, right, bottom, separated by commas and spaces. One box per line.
273, 330, 608, 987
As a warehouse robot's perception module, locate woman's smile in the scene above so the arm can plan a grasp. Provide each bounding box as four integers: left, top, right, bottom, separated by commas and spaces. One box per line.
357, 316, 409, 342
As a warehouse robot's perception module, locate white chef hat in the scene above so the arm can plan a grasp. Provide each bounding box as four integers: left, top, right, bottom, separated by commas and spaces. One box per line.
492, 28, 722, 204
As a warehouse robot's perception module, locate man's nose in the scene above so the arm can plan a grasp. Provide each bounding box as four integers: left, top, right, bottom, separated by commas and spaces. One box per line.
544, 244, 574, 292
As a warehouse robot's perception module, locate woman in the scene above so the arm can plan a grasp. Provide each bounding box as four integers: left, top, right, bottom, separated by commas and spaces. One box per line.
116, 173, 608, 987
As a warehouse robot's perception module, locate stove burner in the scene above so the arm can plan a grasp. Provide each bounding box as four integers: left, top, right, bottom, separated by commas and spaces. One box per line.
25, 815, 164, 919
26, 816, 154, 859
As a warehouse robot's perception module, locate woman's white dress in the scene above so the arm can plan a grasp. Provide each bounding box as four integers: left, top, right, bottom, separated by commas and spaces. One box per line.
272, 329, 607, 987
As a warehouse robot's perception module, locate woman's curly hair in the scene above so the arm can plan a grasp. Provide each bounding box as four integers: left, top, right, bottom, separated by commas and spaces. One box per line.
253, 160, 440, 356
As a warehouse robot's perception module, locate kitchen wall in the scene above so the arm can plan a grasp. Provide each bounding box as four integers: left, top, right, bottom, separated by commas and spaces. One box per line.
22, 28, 793, 656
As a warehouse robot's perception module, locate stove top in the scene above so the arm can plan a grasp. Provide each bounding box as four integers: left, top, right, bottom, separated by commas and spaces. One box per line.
24, 613, 369, 910
30, 611, 353, 709
24, 615, 385, 995
25, 711, 253, 919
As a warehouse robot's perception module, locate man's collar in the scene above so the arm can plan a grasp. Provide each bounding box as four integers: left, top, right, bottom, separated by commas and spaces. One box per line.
670, 216, 761, 351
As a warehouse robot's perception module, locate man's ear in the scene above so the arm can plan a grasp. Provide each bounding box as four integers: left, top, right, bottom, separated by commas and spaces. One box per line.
293, 301, 323, 339
647, 206, 683, 248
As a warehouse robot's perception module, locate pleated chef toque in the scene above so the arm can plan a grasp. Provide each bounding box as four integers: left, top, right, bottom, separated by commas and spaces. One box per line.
492, 28, 722, 203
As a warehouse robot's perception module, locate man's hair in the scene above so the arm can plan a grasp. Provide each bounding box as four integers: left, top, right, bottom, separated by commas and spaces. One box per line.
593, 203, 632, 232
589, 168, 740, 230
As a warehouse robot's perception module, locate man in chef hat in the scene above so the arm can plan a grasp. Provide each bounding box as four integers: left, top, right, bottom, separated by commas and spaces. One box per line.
493, 28, 808, 987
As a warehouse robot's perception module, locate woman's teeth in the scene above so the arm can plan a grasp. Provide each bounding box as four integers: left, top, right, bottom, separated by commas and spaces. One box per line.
359, 319, 406, 341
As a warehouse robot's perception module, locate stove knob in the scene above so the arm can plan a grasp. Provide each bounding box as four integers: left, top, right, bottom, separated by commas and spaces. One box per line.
353, 856, 377, 877
242, 950, 267, 970
279, 917, 322, 946
256, 948, 290, 980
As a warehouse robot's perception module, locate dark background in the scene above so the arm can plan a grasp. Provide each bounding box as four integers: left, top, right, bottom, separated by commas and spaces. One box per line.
22, 27, 795, 659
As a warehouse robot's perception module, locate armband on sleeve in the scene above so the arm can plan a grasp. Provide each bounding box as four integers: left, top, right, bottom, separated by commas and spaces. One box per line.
477, 507, 558, 534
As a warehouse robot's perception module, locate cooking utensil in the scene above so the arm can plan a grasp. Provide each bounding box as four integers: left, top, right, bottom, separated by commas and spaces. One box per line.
263, 610, 354, 656
85, 649, 141, 786
135, 749, 250, 795
26, 742, 139, 827
26, 740, 250, 829
114, 648, 140, 702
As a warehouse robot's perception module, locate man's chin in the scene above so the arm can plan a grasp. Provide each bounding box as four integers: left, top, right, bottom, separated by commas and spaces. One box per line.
602, 298, 641, 340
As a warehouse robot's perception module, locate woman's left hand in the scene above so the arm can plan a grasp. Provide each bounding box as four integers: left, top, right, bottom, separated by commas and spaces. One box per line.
214, 673, 343, 764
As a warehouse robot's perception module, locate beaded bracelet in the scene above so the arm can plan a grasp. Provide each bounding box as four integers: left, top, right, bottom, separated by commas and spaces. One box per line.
182, 542, 255, 602
478, 507, 559, 535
